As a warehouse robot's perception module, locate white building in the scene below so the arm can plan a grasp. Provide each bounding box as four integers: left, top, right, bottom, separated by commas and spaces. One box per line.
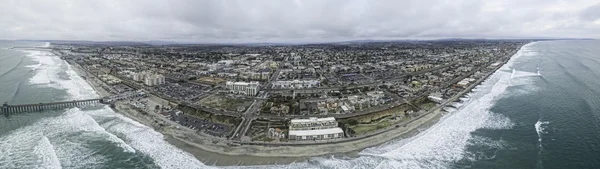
288, 117, 344, 141
225, 81, 260, 96
272, 80, 320, 89
144, 74, 165, 86
133, 72, 146, 82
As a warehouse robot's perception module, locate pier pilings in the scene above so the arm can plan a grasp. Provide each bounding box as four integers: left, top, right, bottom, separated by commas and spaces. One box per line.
1, 99, 103, 116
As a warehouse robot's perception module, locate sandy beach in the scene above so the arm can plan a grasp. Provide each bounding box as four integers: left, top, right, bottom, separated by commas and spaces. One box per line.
65, 53, 506, 165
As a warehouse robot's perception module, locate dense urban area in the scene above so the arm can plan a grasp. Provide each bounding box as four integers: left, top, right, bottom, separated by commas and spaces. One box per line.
49, 40, 525, 144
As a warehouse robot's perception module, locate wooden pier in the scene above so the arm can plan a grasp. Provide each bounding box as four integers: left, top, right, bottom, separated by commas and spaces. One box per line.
2, 99, 104, 115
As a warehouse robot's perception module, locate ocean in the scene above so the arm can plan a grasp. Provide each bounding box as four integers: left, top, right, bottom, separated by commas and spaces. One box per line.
1, 40, 599, 169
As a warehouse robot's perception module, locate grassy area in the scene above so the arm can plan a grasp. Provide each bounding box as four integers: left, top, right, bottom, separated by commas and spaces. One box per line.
176, 104, 242, 126
419, 102, 437, 110
349, 119, 392, 135
199, 95, 253, 112
252, 134, 275, 142
196, 76, 226, 85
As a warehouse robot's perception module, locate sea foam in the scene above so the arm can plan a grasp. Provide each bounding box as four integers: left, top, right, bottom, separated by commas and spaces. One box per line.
535, 120, 549, 144
32, 136, 61, 169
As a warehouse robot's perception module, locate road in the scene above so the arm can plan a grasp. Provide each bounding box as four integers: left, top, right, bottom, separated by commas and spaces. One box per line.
230, 91, 270, 140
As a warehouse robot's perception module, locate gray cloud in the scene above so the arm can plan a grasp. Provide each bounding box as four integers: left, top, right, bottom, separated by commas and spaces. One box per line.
580, 3, 600, 21
1, 0, 599, 42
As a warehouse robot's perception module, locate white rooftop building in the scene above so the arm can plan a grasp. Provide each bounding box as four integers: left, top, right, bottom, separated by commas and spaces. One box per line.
288, 117, 344, 141
225, 81, 260, 96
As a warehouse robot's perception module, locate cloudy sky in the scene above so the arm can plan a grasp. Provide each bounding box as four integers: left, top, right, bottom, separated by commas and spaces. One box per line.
1, 0, 599, 42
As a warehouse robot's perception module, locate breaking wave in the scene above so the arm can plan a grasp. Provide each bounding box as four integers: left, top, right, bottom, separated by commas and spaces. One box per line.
535, 120, 549, 146
535, 119, 549, 169
32, 136, 61, 169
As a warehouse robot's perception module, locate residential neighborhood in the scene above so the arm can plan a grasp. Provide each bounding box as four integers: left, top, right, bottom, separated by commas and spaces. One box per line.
50, 40, 525, 143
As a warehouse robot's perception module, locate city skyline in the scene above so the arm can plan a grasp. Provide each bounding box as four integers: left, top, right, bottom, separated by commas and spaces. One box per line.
1, 0, 599, 42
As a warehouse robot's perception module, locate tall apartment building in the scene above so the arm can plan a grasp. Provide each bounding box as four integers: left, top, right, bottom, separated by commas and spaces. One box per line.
133, 72, 146, 82
225, 81, 260, 96
144, 74, 165, 86
133, 71, 165, 86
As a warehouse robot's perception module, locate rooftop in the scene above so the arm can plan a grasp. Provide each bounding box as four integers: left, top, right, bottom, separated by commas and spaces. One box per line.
288, 127, 343, 136
290, 117, 336, 123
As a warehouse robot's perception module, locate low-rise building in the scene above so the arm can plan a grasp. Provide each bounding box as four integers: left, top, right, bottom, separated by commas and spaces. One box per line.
98, 74, 122, 85
225, 81, 260, 96
272, 80, 320, 89
288, 117, 344, 141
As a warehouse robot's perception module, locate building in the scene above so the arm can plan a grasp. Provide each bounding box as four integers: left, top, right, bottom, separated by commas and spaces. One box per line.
144, 74, 165, 86
288, 117, 344, 141
98, 74, 122, 85
272, 80, 320, 89
133, 72, 146, 82
225, 81, 260, 96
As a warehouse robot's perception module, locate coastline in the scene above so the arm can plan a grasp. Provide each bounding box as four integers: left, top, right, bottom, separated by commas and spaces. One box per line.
62, 43, 527, 166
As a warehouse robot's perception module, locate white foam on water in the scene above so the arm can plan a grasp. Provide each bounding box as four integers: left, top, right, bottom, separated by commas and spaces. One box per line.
535, 120, 549, 144
468, 135, 507, 150
0, 110, 109, 168
512, 69, 542, 78
26, 50, 55, 85
32, 136, 61, 169
86, 105, 214, 169
365, 72, 515, 168
535, 119, 549, 168
0, 125, 45, 168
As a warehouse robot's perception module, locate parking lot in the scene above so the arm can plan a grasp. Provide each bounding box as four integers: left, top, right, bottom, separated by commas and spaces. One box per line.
130, 97, 231, 138
168, 111, 231, 137
155, 82, 211, 102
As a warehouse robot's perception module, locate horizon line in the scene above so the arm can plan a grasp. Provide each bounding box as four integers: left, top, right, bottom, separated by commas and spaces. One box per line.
2, 37, 596, 45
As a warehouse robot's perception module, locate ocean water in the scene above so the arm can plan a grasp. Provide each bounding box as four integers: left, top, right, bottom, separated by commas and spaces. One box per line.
1, 40, 599, 169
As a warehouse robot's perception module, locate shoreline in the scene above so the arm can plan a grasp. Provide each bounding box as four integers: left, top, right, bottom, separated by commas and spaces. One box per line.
61, 43, 526, 166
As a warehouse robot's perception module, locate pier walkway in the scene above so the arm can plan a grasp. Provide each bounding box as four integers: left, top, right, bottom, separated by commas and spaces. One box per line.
2, 99, 104, 115
1, 90, 147, 115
